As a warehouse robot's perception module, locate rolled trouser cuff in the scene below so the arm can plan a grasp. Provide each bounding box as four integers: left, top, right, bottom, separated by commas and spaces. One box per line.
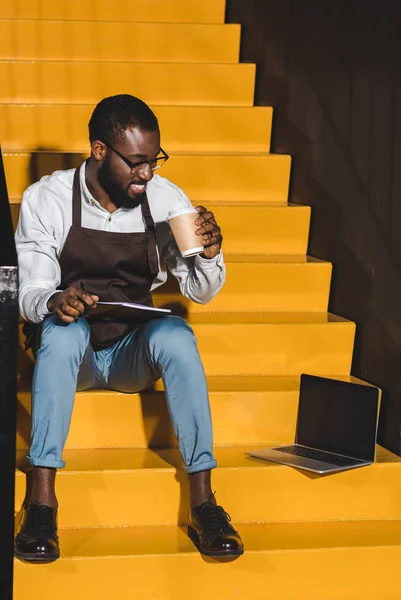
27, 456, 66, 469
185, 459, 217, 474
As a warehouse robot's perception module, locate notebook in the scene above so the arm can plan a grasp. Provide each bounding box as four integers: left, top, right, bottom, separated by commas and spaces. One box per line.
89, 301, 171, 321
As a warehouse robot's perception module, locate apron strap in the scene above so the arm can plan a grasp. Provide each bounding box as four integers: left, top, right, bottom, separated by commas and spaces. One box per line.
72, 167, 159, 276
72, 167, 82, 227
141, 193, 159, 276
141, 192, 155, 232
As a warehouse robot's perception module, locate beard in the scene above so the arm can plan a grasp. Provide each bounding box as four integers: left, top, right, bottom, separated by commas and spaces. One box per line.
97, 155, 146, 211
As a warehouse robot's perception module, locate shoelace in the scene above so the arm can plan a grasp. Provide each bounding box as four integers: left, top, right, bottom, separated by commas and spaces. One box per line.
198, 503, 235, 539
25, 504, 57, 539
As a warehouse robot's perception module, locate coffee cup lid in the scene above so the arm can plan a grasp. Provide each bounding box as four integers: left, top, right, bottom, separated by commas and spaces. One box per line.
166, 206, 198, 221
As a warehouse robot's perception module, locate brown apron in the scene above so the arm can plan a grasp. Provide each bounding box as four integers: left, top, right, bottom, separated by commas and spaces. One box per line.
25, 166, 159, 350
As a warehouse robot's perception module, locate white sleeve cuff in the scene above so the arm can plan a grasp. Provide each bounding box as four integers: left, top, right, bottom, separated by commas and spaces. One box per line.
194, 251, 224, 268
35, 289, 63, 321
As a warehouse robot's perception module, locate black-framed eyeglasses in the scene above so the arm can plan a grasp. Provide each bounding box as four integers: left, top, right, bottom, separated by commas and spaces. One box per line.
102, 141, 169, 172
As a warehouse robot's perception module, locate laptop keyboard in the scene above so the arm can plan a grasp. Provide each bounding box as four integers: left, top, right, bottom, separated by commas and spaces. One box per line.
274, 445, 361, 467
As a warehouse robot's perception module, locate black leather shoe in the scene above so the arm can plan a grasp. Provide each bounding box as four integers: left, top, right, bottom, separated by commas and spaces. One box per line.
188, 498, 244, 558
14, 502, 60, 563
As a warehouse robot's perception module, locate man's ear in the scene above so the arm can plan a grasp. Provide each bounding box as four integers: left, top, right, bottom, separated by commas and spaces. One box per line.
91, 140, 107, 162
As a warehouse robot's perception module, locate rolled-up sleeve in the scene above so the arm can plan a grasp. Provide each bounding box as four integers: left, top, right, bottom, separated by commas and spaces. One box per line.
15, 188, 62, 323
163, 239, 226, 304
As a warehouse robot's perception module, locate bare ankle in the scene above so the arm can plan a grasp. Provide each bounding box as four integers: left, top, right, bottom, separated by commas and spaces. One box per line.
30, 467, 58, 509
189, 470, 213, 507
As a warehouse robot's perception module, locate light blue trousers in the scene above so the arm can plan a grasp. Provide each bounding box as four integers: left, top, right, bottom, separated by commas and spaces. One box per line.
28, 315, 217, 474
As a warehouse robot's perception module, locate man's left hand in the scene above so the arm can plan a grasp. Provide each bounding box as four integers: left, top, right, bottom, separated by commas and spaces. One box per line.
195, 206, 223, 260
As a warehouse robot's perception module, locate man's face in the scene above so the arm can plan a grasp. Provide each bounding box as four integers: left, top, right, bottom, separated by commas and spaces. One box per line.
98, 126, 161, 210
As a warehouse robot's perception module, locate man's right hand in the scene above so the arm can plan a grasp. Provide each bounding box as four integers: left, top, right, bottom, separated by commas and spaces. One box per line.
47, 286, 99, 323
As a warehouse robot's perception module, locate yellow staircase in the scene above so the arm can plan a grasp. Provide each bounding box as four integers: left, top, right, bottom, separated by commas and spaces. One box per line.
2, 1, 401, 598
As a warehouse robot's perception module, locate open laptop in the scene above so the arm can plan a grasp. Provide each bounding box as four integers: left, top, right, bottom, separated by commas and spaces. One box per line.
247, 374, 380, 474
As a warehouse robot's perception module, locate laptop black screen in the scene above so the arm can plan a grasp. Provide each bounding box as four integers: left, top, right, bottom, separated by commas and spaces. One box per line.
296, 375, 379, 462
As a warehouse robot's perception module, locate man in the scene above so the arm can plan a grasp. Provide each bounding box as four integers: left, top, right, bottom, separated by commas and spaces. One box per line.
14, 94, 244, 562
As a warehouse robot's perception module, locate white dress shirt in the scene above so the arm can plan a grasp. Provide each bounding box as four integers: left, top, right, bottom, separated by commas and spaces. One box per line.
15, 161, 226, 324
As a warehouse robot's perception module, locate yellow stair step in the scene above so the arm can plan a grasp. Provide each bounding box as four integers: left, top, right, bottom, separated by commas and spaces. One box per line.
190, 313, 355, 376
12, 520, 401, 600
0, 21, 241, 63
4, 152, 290, 203
16, 375, 373, 451
187, 311, 348, 323
13, 521, 401, 600
209, 204, 310, 254
16, 376, 301, 451
154, 256, 332, 313
10, 202, 310, 254
15, 445, 401, 528
18, 313, 355, 377
14, 256, 335, 318
0, 104, 273, 153
0, 61, 256, 105
159, 154, 290, 203
0, 0, 226, 23
28, 520, 401, 556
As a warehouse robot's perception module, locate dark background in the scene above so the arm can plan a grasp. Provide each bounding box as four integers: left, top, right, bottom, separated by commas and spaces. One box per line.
226, 0, 401, 455
0, 148, 18, 599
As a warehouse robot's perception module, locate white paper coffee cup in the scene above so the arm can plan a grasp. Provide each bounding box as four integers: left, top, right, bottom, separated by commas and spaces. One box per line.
167, 207, 204, 258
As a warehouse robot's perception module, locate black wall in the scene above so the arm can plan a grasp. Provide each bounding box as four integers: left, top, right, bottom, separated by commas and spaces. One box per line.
0, 149, 17, 599
226, 0, 401, 455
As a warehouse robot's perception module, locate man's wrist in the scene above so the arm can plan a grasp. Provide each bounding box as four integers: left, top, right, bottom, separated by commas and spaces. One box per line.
197, 249, 222, 262
47, 291, 62, 312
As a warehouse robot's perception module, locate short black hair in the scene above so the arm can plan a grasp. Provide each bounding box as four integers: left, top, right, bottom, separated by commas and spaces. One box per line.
88, 94, 159, 144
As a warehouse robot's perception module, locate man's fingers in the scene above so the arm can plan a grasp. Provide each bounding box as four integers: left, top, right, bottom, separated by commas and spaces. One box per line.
68, 298, 86, 313
196, 221, 220, 236
60, 299, 82, 317
202, 233, 223, 248
49, 286, 99, 321
195, 206, 215, 225
195, 212, 215, 227
55, 308, 76, 324
80, 292, 99, 307
69, 286, 98, 307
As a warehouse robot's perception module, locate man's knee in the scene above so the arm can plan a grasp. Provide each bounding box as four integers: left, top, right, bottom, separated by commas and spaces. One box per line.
39, 315, 90, 355
147, 316, 198, 363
